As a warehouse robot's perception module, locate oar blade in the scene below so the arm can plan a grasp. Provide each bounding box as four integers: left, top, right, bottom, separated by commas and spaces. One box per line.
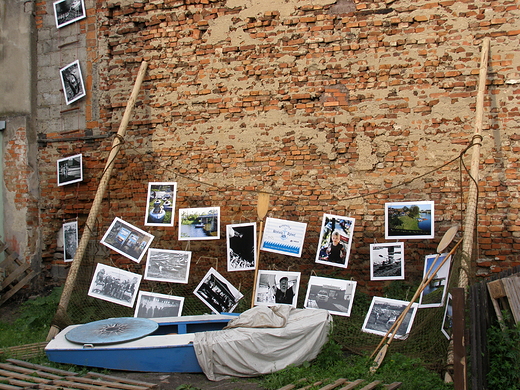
437, 225, 458, 253
257, 192, 270, 220
370, 344, 388, 373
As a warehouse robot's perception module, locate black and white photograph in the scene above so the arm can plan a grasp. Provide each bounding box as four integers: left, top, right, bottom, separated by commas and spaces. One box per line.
134, 291, 184, 319
370, 242, 405, 281
144, 248, 191, 284
57, 154, 83, 186
419, 252, 451, 308
315, 214, 355, 268
145, 182, 177, 227
59, 60, 86, 105
63, 220, 78, 262
362, 296, 418, 340
226, 223, 256, 271
441, 293, 453, 340
178, 207, 220, 240
193, 268, 243, 314
53, 0, 86, 28
385, 201, 435, 240
304, 276, 357, 317
100, 217, 154, 263
254, 270, 301, 308
88, 263, 142, 308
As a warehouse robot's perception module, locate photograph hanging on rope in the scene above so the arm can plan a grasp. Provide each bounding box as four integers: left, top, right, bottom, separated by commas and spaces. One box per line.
59, 60, 86, 105
62, 220, 78, 262
144, 248, 191, 284
144, 182, 177, 227
315, 213, 355, 268
362, 296, 418, 340
53, 0, 86, 28
88, 263, 142, 308
260, 217, 307, 258
385, 201, 434, 240
304, 275, 357, 316
57, 154, 83, 186
441, 293, 453, 340
369, 242, 405, 281
100, 217, 154, 263
178, 207, 220, 240
226, 223, 256, 272
134, 291, 184, 318
194, 267, 243, 314
419, 252, 451, 308
254, 270, 301, 308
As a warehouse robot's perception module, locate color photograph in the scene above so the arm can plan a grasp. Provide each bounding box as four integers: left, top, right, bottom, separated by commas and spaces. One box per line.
315, 214, 355, 268
304, 276, 357, 317
134, 291, 184, 318
144, 182, 177, 227
370, 242, 405, 281
260, 217, 307, 258
59, 60, 86, 105
194, 268, 243, 314
419, 253, 451, 308
57, 154, 83, 186
385, 201, 435, 240
100, 217, 154, 263
144, 248, 191, 284
88, 263, 141, 308
178, 207, 220, 240
226, 223, 256, 271
254, 270, 301, 308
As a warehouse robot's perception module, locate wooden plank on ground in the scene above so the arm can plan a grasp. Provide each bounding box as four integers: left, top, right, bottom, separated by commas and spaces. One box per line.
7, 359, 78, 376
69, 375, 153, 390
318, 379, 348, 390
338, 379, 365, 389
84, 372, 158, 388
358, 381, 381, 390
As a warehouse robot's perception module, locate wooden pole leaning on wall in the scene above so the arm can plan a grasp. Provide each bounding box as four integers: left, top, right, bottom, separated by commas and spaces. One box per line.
251, 191, 270, 308
47, 61, 149, 341
459, 37, 490, 289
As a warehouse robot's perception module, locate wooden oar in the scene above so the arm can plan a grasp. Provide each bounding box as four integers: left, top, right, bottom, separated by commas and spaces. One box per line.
46, 61, 148, 341
370, 226, 459, 372
251, 191, 270, 308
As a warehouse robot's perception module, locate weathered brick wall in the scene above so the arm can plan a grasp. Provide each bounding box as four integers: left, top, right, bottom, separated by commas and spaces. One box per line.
35, 0, 520, 295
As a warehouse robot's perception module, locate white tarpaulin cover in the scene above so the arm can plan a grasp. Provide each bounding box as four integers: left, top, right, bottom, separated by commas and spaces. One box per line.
193, 305, 332, 381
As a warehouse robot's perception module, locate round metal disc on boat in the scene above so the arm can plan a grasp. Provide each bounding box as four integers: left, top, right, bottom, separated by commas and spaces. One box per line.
65, 317, 159, 345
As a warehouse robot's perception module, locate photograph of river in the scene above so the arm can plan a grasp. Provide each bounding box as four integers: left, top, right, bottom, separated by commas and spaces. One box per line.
385, 201, 435, 240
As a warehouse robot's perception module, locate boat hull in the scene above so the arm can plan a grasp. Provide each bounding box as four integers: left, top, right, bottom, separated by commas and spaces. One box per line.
45, 314, 237, 372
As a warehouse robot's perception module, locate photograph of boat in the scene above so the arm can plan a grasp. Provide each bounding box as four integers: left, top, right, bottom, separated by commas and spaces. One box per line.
178, 207, 220, 240
145, 182, 177, 227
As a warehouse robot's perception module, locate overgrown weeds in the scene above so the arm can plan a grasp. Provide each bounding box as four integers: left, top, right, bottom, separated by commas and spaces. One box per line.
487, 313, 520, 389
260, 338, 452, 390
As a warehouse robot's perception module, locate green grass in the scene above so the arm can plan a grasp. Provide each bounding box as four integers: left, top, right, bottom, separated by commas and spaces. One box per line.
259, 339, 453, 390
0, 287, 63, 348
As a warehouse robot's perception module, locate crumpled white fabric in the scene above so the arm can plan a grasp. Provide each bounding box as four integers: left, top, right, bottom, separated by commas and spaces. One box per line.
193, 305, 332, 381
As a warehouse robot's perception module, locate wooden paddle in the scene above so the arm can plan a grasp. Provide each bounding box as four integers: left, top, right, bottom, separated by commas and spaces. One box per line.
370, 226, 460, 372
251, 191, 270, 308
